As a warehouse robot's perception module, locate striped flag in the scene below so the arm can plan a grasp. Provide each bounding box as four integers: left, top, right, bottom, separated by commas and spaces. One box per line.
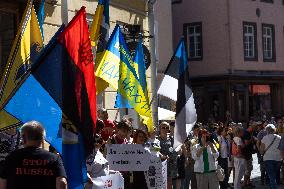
158, 39, 197, 148
0, 0, 43, 130
4, 7, 96, 188
90, 0, 110, 94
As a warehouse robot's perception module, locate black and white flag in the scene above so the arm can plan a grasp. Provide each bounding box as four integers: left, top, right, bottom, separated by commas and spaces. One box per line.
158, 39, 197, 149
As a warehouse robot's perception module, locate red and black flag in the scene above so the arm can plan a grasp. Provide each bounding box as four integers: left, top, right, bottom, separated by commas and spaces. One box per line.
4, 7, 97, 189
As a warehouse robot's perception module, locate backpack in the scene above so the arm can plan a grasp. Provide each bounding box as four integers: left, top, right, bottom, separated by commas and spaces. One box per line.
231, 141, 242, 157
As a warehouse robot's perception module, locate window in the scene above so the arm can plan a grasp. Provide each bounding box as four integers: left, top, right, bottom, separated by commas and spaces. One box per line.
260, 0, 273, 3
262, 24, 275, 62
183, 22, 202, 60
243, 22, 258, 61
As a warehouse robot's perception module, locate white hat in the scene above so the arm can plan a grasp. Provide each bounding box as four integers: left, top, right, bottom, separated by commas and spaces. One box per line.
265, 124, 276, 131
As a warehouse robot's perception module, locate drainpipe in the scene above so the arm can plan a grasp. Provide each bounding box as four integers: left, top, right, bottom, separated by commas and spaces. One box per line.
148, 0, 158, 127
226, 0, 234, 118
61, 0, 69, 25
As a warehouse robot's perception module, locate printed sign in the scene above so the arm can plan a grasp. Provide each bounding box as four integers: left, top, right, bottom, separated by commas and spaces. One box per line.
106, 144, 151, 171
145, 154, 167, 189
92, 173, 124, 189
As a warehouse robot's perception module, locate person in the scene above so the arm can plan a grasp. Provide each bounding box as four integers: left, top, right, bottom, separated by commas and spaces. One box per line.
147, 127, 161, 152
226, 125, 234, 186
279, 134, 284, 158
217, 127, 231, 189
0, 128, 20, 173
260, 124, 282, 189
86, 134, 109, 189
0, 121, 67, 189
232, 126, 245, 189
242, 123, 256, 188
191, 129, 219, 189
256, 120, 268, 185
132, 130, 148, 189
108, 120, 131, 145
100, 109, 116, 141
184, 124, 200, 189
95, 119, 105, 135
158, 122, 178, 189
107, 120, 131, 188
278, 133, 284, 183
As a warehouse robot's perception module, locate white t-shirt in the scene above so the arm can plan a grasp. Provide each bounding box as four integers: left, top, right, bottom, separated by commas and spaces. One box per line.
261, 134, 282, 161
233, 137, 243, 146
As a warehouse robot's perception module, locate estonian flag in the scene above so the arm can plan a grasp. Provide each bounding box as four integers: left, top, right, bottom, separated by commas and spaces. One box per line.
158, 38, 197, 149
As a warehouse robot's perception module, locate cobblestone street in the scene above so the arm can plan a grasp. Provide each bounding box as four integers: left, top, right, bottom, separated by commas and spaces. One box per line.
227, 154, 284, 189
188, 154, 284, 189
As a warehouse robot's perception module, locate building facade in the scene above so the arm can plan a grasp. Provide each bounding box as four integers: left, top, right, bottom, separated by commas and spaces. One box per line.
172, 0, 284, 122
0, 0, 158, 123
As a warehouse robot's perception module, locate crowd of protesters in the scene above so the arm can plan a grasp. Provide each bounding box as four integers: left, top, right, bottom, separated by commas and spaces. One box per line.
1, 108, 284, 189
87, 109, 284, 189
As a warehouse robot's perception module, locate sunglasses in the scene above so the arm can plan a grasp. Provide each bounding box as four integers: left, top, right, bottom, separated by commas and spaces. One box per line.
161, 127, 169, 130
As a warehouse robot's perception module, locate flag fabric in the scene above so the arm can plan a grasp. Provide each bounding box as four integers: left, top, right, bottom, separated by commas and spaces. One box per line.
114, 93, 132, 108
0, 0, 43, 130
37, 0, 45, 40
115, 36, 148, 108
96, 25, 153, 131
58, 7, 96, 189
4, 7, 96, 189
90, 0, 110, 94
173, 39, 197, 148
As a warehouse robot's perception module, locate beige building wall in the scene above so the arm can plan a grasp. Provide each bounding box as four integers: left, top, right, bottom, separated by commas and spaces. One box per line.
229, 0, 284, 71
172, 0, 230, 77
172, 0, 284, 77
43, 0, 150, 121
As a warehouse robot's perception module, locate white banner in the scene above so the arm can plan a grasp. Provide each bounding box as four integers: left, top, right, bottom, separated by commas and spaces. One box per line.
106, 144, 151, 171
92, 173, 124, 189
145, 155, 167, 189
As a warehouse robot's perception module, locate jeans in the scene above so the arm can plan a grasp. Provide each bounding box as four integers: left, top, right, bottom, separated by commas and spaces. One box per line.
234, 157, 245, 189
264, 160, 282, 189
218, 157, 229, 189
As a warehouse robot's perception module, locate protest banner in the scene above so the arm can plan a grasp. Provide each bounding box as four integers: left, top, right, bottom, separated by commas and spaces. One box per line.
145, 154, 167, 189
106, 144, 151, 171
92, 173, 124, 189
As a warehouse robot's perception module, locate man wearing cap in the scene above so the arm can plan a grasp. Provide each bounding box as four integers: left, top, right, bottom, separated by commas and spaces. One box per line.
0, 121, 67, 189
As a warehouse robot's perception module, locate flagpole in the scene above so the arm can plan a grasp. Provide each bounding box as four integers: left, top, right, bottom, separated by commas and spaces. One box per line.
148, 0, 158, 127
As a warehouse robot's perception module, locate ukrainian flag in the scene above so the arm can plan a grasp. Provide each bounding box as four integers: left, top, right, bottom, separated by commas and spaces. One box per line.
96, 25, 153, 131
0, 0, 43, 130
90, 0, 110, 94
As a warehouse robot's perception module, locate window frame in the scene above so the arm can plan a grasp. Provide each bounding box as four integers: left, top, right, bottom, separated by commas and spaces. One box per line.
243, 21, 258, 61
262, 23, 276, 62
183, 22, 203, 61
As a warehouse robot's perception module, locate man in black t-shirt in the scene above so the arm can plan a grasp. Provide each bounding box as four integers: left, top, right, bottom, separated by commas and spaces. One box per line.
0, 121, 67, 189
242, 125, 256, 188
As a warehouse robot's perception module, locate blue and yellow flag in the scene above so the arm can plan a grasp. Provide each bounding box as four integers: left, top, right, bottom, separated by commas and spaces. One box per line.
115, 36, 147, 108
96, 25, 153, 131
0, 0, 43, 130
90, 0, 110, 94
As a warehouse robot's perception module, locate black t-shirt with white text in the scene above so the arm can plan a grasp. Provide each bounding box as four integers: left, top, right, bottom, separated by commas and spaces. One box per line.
0, 147, 66, 189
